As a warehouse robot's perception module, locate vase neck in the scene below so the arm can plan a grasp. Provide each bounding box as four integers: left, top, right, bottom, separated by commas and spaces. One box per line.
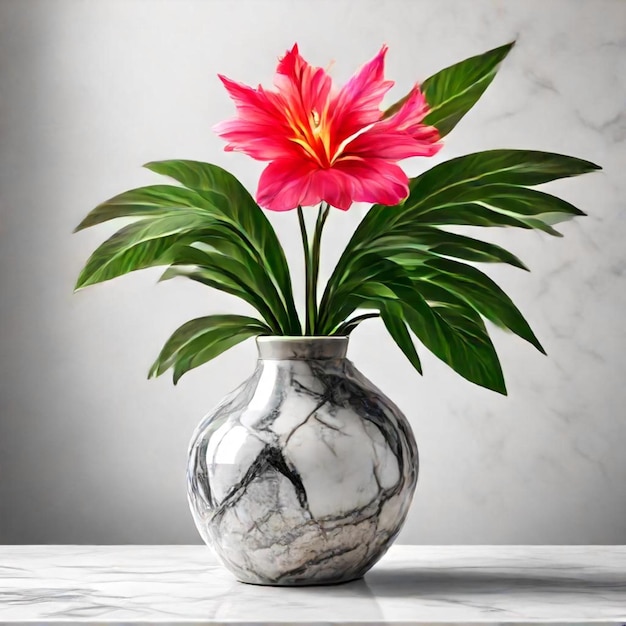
256, 336, 348, 360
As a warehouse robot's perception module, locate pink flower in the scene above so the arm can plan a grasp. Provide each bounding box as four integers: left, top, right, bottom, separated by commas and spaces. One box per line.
214, 44, 442, 212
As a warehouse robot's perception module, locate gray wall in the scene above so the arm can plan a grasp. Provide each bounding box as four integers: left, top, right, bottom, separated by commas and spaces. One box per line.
0, 0, 624, 544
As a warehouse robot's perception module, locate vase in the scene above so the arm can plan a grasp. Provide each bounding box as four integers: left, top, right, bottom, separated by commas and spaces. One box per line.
187, 336, 418, 586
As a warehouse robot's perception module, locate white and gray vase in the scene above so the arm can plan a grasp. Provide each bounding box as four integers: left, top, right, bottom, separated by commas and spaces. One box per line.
187, 336, 418, 586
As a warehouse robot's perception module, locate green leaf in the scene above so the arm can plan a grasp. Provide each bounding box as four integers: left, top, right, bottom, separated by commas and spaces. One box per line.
399, 288, 506, 394
74, 185, 217, 232
149, 314, 268, 382
74, 183, 276, 272
160, 245, 284, 334
161, 264, 248, 299
75, 212, 213, 289
421, 42, 515, 136
143, 160, 298, 332
407, 256, 545, 354
329, 257, 506, 393
332, 313, 380, 336
410, 203, 563, 236
368, 266, 506, 393
383, 42, 515, 137
320, 255, 405, 332
75, 177, 297, 333
380, 302, 422, 374
317, 148, 597, 393
172, 334, 253, 384
424, 184, 587, 220
368, 227, 529, 270
405, 151, 600, 214
343, 150, 598, 252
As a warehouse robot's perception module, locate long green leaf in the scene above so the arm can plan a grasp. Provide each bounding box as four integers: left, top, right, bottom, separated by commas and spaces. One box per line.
74, 185, 218, 231
410, 202, 563, 236
149, 314, 268, 382
330, 258, 506, 393
421, 42, 515, 136
172, 333, 256, 384
75, 212, 213, 289
417, 184, 586, 221
321, 150, 599, 312
161, 265, 250, 301
75, 181, 295, 332
380, 302, 422, 374
366, 228, 529, 270
320, 255, 405, 332
383, 42, 515, 137
377, 285, 505, 393
407, 256, 545, 353
399, 289, 506, 394
332, 313, 380, 335
143, 160, 299, 332
160, 245, 284, 333
404, 152, 598, 216
356, 151, 598, 244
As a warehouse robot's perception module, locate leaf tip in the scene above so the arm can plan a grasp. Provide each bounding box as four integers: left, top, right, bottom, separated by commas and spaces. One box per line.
172, 365, 186, 385
494, 39, 516, 60
514, 258, 531, 272
532, 338, 547, 356
158, 268, 175, 283
73, 278, 87, 293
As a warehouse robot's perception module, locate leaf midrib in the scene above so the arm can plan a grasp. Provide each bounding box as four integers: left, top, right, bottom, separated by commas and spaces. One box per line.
424, 69, 496, 118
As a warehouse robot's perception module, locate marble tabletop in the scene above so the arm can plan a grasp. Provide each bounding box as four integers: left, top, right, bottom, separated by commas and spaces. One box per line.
0, 545, 625, 625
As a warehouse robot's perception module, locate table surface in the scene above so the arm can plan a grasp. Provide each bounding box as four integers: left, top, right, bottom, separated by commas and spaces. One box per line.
0, 545, 625, 625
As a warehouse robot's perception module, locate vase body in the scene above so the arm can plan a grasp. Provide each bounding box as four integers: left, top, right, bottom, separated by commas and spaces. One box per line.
187, 336, 418, 586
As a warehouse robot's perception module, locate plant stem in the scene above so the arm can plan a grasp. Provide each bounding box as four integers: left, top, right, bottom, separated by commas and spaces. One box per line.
297, 206, 313, 335
310, 203, 330, 334
297, 203, 330, 335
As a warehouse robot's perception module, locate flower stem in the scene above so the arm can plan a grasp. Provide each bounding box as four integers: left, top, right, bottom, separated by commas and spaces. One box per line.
297, 206, 313, 335
310, 203, 330, 334
297, 203, 330, 335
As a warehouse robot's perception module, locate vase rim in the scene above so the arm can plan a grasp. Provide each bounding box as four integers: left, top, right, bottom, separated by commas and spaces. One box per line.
256, 335, 348, 360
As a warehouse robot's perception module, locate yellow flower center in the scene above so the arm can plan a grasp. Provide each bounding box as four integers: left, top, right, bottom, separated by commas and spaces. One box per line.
286, 105, 335, 168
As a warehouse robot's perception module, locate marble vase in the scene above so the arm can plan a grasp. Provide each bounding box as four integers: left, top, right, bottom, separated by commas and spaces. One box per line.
187, 336, 418, 586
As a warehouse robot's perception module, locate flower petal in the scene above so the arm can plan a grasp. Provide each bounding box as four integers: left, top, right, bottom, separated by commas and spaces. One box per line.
270, 45, 335, 168
257, 160, 356, 211
344, 87, 442, 160
308, 169, 355, 210
329, 46, 394, 145
379, 86, 438, 138
274, 44, 332, 120
333, 157, 410, 206
213, 75, 296, 161
257, 159, 317, 211
214, 119, 300, 161
215, 75, 279, 124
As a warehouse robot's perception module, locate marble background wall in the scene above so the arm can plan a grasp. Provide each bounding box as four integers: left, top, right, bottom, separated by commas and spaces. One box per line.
0, 0, 624, 544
